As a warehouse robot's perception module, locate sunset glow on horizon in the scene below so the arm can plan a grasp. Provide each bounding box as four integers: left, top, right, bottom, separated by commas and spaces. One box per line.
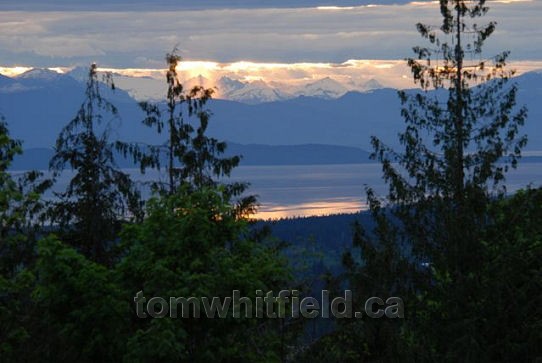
3, 59, 542, 100
253, 199, 365, 220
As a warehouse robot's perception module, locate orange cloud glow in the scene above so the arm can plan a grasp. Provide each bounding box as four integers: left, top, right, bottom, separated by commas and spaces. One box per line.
2, 59, 542, 101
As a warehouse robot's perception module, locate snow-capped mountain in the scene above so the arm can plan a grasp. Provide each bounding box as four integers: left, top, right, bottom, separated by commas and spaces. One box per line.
296, 77, 348, 99
0, 66, 387, 104
59, 66, 388, 103
224, 79, 292, 104
347, 78, 385, 92
108, 73, 166, 102
184, 74, 214, 90
0, 68, 79, 94
66, 66, 92, 82
362, 79, 384, 90
16, 68, 63, 81
63, 68, 386, 104
216, 76, 245, 96
212, 76, 382, 103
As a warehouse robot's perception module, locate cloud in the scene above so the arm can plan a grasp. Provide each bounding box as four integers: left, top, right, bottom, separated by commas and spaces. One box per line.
0, 0, 539, 69
0, 0, 422, 11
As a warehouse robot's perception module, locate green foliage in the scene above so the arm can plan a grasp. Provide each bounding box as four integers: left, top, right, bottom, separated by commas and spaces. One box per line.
0, 53, 297, 361
31, 236, 129, 362
297, 320, 406, 363
48, 64, 142, 264
479, 188, 542, 360
3, 184, 294, 362
0, 266, 35, 361
0, 116, 51, 360
118, 186, 292, 362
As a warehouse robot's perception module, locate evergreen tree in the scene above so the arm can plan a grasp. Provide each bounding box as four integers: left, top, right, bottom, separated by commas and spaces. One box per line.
337, 0, 528, 360
137, 50, 255, 216
48, 64, 142, 264
115, 51, 295, 360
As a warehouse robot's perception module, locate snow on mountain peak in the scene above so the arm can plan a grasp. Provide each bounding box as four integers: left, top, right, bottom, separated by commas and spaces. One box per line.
17, 68, 63, 81
216, 76, 245, 96
184, 74, 212, 89
363, 78, 384, 90
225, 79, 291, 104
56, 68, 388, 104
298, 77, 348, 99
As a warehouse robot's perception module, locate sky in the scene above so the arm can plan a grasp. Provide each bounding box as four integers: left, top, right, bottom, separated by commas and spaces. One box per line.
0, 0, 541, 88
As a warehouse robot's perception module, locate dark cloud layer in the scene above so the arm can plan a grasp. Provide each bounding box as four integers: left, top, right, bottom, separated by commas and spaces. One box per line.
0, 1, 539, 67
1, 0, 420, 11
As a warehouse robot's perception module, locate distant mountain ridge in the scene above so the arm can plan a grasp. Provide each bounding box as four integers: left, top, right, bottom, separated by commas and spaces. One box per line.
10, 144, 542, 171
0, 68, 540, 154
115, 72, 384, 104
3, 67, 387, 104
16, 68, 63, 81
9, 143, 374, 170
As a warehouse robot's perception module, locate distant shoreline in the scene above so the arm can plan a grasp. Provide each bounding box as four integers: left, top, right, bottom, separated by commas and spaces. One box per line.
9, 144, 542, 171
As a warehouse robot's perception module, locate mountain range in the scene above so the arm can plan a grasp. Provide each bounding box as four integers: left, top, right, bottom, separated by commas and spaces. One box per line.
107, 71, 383, 104
0, 67, 540, 160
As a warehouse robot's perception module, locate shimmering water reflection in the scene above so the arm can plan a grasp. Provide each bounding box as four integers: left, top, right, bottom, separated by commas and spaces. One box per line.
31, 163, 542, 220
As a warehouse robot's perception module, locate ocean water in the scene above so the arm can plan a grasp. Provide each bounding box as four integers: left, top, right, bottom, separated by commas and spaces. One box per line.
26, 163, 542, 220
228, 163, 542, 219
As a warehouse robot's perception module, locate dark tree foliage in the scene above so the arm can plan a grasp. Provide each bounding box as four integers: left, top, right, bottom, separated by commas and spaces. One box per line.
131, 50, 256, 216
48, 64, 142, 264
0, 117, 51, 360
326, 1, 531, 361
117, 186, 293, 362
2, 8, 540, 361
30, 236, 129, 362
369, 0, 527, 274
0, 61, 296, 361
479, 187, 542, 361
